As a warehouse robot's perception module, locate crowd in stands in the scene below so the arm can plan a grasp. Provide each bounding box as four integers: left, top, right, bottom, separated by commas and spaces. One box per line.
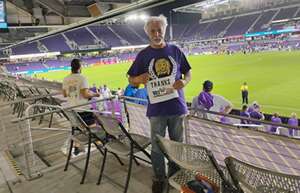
190, 80, 298, 137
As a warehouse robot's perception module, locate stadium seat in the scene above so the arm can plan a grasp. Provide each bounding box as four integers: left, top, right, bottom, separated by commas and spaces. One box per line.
94, 114, 151, 193
225, 156, 300, 193
63, 109, 124, 184
156, 135, 237, 193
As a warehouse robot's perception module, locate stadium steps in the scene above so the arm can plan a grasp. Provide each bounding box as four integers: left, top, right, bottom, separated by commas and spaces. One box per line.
293, 7, 300, 18
220, 17, 236, 37
107, 26, 130, 46
85, 26, 108, 48
247, 13, 262, 33
269, 8, 281, 24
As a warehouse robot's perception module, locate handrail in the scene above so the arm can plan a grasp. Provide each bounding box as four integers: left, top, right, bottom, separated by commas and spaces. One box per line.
0, 91, 61, 107
11, 96, 117, 123
121, 96, 148, 103
189, 108, 300, 131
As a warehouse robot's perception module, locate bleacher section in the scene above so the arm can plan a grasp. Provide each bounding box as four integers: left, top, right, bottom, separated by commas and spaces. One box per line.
225, 14, 260, 36
12, 42, 40, 55
251, 10, 278, 32
110, 25, 146, 45
202, 18, 233, 39
128, 23, 148, 42
89, 25, 123, 47
5, 62, 46, 73
40, 34, 71, 52
273, 6, 299, 20
64, 28, 96, 46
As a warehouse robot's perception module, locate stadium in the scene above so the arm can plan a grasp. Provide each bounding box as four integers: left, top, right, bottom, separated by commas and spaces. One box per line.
0, 0, 299, 193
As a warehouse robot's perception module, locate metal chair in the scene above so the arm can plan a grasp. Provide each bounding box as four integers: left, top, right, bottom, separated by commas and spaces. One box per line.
225, 156, 300, 193
63, 109, 124, 184
157, 135, 236, 193
94, 114, 151, 193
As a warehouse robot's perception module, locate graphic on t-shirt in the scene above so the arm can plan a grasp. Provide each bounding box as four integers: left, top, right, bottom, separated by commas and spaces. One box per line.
149, 56, 177, 79
68, 85, 78, 99
147, 56, 178, 104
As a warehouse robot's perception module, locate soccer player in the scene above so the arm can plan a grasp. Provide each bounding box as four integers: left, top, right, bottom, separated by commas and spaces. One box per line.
127, 15, 191, 193
240, 82, 249, 104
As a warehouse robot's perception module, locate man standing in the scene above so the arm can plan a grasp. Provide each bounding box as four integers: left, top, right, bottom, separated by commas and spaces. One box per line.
127, 15, 191, 193
241, 82, 248, 104
62, 58, 100, 155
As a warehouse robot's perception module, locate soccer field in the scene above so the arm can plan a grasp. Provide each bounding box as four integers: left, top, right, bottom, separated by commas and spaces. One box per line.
37, 51, 300, 116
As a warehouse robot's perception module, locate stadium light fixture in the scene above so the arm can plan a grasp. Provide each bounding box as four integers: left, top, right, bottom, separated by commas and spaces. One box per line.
9, 52, 61, 60
125, 13, 149, 21
111, 44, 148, 50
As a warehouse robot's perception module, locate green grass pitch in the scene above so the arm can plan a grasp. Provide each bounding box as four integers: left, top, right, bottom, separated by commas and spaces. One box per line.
37, 50, 300, 116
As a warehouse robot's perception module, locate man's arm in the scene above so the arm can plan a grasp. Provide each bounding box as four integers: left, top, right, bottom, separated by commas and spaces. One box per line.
173, 70, 192, 90
128, 72, 149, 87
62, 89, 67, 97
80, 88, 100, 99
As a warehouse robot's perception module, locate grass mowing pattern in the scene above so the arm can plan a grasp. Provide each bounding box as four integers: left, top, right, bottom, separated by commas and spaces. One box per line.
37, 51, 300, 116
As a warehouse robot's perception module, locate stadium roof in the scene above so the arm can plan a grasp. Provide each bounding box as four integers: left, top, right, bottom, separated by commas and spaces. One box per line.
173, 0, 300, 14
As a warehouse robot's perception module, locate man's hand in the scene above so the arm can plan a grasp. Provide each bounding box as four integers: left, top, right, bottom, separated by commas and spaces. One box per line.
136, 73, 149, 85
173, 79, 186, 90
94, 92, 100, 97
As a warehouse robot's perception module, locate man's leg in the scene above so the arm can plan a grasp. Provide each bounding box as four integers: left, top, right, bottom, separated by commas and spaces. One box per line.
167, 115, 184, 177
149, 116, 167, 193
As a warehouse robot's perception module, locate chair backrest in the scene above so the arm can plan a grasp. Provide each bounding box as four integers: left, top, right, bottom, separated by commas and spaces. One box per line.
225, 156, 300, 193
63, 110, 89, 132
94, 114, 123, 138
157, 136, 230, 188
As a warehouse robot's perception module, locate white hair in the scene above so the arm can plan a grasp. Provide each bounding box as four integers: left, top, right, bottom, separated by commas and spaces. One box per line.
144, 15, 168, 35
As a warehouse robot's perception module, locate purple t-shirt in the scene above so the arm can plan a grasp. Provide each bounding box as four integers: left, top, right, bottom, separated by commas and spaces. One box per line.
240, 111, 250, 124
198, 91, 214, 110
250, 111, 263, 125
288, 118, 298, 135
127, 44, 191, 117
288, 118, 298, 127
270, 116, 282, 132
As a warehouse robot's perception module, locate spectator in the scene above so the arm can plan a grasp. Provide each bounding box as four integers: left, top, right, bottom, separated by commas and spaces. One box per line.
102, 84, 111, 99
288, 113, 298, 136
62, 58, 100, 155
191, 80, 214, 118
135, 87, 148, 105
249, 104, 264, 125
90, 83, 97, 93
270, 113, 282, 133
198, 80, 214, 110
116, 87, 123, 97
127, 15, 191, 193
124, 84, 138, 102
240, 105, 250, 124
247, 101, 259, 114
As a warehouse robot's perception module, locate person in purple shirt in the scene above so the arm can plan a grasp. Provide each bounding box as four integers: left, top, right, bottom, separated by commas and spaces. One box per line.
240, 105, 250, 124
127, 15, 191, 193
288, 112, 298, 136
247, 101, 259, 114
249, 104, 264, 125
270, 113, 282, 133
198, 80, 214, 110
89, 83, 97, 93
